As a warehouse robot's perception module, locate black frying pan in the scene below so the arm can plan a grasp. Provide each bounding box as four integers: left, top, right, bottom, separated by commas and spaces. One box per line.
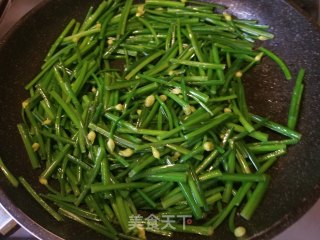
0, 0, 320, 239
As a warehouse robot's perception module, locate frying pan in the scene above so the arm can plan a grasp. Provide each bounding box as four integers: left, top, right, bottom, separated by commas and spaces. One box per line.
0, 0, 320, 239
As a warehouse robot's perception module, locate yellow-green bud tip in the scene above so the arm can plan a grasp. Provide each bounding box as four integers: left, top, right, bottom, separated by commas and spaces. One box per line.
235, 71, 243, 78
87, 131, 96, 143
145, 95, 155, 107
107, 38, 114, 45
258, 36, 268, 41
234, 226, 246, 238
137, 224, 146, 240
32, 143, 40, 152
255, 52, 264, 62
172, 151, 181, 160
39, 177, 48, 185
42, 118, 52, 125
107, 139, 115, 153
159, 95, 167, 101
203, 142, 214, 151
22, 99, 29, 109
151, 146, 160, 159
223, 12, 232, 21
183, 105, 192, 115
115, 103, 124, 111
171, 88, 181, 95
136, 4, 145, 17
119, 148, 134, 157
224, 107, 232, 113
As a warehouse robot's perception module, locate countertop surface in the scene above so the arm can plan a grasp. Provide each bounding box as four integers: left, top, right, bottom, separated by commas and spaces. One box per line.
0, 0, 319, 240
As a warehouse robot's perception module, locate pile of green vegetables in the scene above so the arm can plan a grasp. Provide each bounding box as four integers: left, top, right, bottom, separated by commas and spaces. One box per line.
0, 0, 305, 239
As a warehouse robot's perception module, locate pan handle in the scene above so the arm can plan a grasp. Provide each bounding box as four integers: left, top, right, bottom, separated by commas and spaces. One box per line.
0, 204, 16, 236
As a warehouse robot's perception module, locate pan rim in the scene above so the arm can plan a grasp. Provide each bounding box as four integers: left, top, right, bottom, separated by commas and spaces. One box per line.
0, 1, 319, 240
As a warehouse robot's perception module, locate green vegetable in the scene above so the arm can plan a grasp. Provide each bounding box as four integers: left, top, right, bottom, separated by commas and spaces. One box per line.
240, 175, 270, 220
259, 47, 292, 80
0, 157, 19, 187
288, 69, 305, 129
11, 0, 303, 239
19, 177, 62, 221
58, 208, 118, 239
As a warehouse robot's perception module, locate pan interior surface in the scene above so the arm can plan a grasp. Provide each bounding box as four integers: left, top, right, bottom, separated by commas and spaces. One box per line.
0, 0, 320, 239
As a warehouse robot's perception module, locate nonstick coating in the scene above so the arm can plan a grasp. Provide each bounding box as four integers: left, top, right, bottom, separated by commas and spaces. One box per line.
0, 0, 320, 239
